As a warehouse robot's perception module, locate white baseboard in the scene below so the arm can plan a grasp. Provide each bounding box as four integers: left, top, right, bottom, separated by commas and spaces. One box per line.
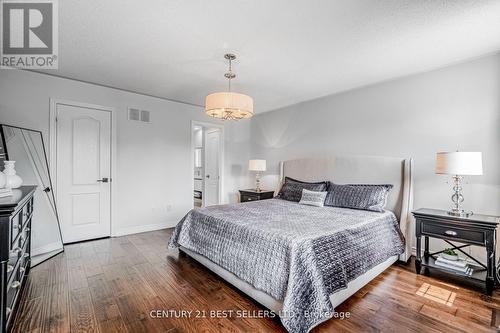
32, 241, 63, 257
112, 221, 176, 237
31, 248, 63, 266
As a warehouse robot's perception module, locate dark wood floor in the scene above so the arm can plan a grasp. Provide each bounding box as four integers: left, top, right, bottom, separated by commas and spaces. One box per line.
11, 228, 500, 333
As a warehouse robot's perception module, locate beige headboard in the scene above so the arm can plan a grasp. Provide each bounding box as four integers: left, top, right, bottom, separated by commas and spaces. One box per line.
279, 155, 413, 262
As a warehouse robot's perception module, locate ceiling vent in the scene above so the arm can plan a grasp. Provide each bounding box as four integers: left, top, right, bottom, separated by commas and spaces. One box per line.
128, 108, 151, 123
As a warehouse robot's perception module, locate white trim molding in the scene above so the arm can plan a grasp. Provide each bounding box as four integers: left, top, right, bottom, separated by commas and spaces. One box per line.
112, 221, 176, 237
32, 241, 63, 257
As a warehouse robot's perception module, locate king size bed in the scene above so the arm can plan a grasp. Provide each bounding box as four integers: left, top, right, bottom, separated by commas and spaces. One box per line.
169, 155, 413, 333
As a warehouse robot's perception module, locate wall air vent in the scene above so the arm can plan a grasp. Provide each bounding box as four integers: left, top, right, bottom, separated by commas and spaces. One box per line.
140, 110, 150, 123
128, 108, 151, 123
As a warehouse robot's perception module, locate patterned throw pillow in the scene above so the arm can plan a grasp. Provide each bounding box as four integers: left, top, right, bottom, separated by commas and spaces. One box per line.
277, 177, 328, 202
325, 183, 393, 212
299, 189, 328, 207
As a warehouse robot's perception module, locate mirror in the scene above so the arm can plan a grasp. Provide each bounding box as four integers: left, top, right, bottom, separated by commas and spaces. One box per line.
194, 148, 203, 168
0, 125, 63, 266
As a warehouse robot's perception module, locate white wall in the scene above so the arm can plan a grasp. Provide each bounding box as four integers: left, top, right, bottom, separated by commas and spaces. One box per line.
0, 70, 250, 245
248, 53, 500, 261
4, 53, 497, 264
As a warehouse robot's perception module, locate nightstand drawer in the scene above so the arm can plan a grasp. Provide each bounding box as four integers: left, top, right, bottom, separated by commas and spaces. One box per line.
239, 190, 274, 203
421, 222, 485, 244
241, 194, 259, 202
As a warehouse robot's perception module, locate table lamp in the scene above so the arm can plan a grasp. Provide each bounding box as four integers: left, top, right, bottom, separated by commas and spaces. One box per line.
435, 151, 483, 217
249, 159, 266, 192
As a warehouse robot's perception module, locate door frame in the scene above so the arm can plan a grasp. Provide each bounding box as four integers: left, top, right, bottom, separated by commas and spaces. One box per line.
49, 98, 117, 239
191, 120, 224, 207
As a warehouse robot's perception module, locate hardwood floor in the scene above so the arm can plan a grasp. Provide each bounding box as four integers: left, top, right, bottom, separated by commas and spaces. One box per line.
11, 228, 500, 333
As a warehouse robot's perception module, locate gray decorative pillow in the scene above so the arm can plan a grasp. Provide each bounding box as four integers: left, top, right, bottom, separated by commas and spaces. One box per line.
299, 189, 328, 207
325, 183, 393, 212
277, 177, 328, 202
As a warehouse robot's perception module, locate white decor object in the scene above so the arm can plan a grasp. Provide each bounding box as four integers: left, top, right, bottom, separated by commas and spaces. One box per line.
249, 159, 266, 192
299, 189, 328, 207
205, 54, 254, 120
440, 253, 459, 261
3, 161, 23, 189
435, 151, 483, 217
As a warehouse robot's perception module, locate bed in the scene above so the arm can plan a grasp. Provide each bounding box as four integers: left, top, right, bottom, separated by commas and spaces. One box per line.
169, 155, 413, 333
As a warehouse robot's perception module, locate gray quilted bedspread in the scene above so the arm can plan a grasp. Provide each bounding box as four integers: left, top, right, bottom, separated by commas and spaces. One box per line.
168, 199, 404, 333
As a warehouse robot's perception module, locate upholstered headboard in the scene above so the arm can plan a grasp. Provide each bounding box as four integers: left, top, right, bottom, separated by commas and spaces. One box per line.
279, 155, 413, 262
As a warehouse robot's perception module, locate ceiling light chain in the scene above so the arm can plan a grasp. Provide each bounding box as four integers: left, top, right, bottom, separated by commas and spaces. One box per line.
224, 53, 236, 92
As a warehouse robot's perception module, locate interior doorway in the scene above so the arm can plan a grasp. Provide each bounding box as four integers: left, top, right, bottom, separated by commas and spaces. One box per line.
192, 122, 224, 208
50, 100, 114, 244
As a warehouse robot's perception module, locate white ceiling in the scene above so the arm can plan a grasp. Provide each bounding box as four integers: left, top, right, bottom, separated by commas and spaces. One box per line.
41, 0, 500, 113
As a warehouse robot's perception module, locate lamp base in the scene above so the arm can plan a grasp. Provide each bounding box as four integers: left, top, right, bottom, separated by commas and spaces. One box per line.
255, 173, 261, 193
447, 175, 473, 218
447, 209, 473, 218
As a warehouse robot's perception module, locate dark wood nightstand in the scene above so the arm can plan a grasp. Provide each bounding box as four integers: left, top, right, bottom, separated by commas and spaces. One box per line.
413, 208, 500, 295
239, 189, 274, 203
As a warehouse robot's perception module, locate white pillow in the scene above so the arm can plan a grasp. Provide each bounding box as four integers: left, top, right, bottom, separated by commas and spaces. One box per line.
298, 189, 327, 207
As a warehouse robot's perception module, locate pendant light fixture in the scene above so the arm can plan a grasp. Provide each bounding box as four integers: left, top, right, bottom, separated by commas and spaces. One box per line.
205, 54, 254, 120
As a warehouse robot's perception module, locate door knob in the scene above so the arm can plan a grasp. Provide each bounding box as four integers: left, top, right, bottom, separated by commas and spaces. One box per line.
97, 177, 109, 183
206, 175, 210, 178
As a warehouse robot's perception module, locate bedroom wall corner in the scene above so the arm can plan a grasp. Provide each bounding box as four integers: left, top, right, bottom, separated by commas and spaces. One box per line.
247, 52, 500, 263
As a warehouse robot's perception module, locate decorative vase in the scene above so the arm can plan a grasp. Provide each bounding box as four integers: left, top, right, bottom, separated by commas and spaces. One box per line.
4, 161, 23, 189
0, 170, 5, 188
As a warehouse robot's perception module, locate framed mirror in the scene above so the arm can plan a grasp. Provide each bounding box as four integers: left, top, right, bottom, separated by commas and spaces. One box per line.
0, 125, 63, 266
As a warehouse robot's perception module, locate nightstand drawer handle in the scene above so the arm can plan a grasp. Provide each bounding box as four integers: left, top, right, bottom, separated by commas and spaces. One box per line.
444, 230, 458, 236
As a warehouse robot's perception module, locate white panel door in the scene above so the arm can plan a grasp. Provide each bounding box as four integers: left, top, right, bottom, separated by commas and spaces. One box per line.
204, 129, 220, 206
56, 103, 111, 243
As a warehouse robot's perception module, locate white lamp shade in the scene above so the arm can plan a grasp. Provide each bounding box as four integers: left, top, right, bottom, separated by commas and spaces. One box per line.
249, 159, 266, 172
435, 152, 483, 175
205, 92, 254, 119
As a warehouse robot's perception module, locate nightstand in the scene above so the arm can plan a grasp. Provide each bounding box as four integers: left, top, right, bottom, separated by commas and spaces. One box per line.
239, 189, 274, 203
413, 208, 500, 295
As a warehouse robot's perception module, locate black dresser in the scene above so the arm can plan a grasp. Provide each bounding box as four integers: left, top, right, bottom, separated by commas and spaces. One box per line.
0, 186, 36, 333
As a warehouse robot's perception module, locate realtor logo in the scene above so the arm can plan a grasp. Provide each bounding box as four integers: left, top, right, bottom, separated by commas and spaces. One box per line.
1, 0, 58, 69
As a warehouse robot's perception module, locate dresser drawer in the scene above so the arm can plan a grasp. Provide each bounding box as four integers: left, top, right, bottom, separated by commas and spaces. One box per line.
6, 260, 15, 282
421, 222, 485, 244
19, 222, 30, 249
21, 203, 32, 226
10, 211, 22, 246
8, 229, 29, 278
6, 266, 23, 314
8, 242, 23, 270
